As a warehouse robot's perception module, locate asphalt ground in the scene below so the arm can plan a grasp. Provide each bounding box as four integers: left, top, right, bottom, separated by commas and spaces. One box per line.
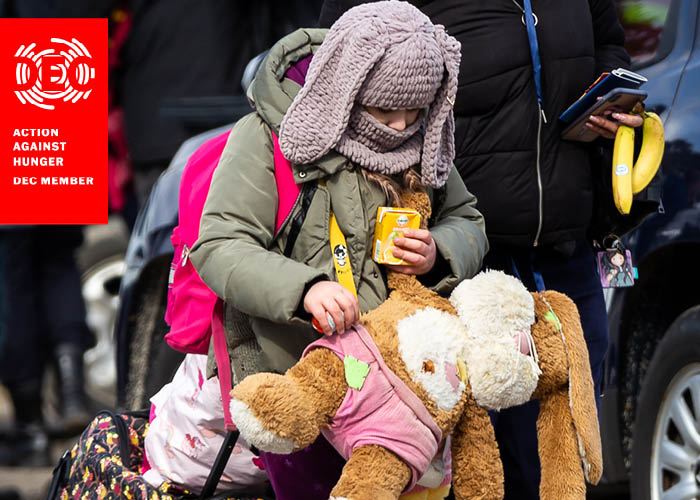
0, 435, 76, 500
0, 384, 73, 500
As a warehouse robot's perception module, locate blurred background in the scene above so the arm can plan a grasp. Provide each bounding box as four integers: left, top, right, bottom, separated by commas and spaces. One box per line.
1, 1, 698, 500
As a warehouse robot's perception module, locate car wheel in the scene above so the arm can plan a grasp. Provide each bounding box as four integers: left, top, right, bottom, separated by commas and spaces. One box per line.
80, 240, 126, 408
630, 307, 700, 500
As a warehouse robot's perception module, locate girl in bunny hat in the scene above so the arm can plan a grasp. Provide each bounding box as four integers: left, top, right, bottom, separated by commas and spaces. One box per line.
189, 2, 488, 498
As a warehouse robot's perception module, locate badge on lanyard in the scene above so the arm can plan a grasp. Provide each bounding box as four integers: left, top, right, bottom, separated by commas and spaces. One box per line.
596, 237, 637, 288
312, 210, 357, 334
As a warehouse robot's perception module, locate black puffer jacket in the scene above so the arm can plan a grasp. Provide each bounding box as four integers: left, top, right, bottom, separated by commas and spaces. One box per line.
320, 0, 630, 247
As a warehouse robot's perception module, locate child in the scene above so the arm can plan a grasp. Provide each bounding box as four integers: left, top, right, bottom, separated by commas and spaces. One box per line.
190, 2, 488, 498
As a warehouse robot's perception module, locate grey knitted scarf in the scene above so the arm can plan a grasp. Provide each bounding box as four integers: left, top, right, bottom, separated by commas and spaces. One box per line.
335, 106, 424, 174
279, 1, 461, 189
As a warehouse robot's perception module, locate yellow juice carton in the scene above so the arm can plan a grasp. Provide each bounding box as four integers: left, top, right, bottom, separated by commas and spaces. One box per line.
372, 207, 421, 265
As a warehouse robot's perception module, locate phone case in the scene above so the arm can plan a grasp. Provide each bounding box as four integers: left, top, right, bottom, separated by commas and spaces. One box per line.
558, 69, 646, 124
560, 88, 648, 142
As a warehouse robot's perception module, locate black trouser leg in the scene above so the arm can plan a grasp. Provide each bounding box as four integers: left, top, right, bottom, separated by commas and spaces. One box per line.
0, 378, 50, 467
38, 227, 91, 430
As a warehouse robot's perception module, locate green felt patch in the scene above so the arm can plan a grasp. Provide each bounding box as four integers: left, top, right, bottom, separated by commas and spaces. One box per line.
344, 355, 370, 390
545, 309, 562, 331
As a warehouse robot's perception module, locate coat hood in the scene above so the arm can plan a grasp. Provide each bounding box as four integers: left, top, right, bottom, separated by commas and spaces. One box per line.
247, 28, 327, 136
247, 28, 350, 179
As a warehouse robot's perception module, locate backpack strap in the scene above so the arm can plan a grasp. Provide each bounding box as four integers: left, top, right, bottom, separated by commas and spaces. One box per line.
212, 299, 236, 431
271, 128, 318, 257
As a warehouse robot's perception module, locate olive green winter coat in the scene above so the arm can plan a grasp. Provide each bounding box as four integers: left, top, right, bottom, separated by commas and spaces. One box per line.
190, 28, 488, 381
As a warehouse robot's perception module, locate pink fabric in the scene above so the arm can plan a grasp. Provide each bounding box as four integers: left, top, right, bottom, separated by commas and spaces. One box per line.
140, 403, 157, 474
272, 129, 300, 233
303, 325, 442, 492
212, 299, 236, 431
165, 129, 298, 356
164, 131, 231, 355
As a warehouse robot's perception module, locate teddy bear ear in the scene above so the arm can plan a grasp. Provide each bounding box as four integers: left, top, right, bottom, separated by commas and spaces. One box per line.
541, 291, 603, 484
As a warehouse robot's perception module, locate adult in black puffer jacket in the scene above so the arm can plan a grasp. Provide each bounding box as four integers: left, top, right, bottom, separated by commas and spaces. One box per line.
319, 2, 641, 499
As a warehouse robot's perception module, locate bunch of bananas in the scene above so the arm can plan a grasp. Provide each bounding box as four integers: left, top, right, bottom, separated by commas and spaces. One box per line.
611, 112, 665, 214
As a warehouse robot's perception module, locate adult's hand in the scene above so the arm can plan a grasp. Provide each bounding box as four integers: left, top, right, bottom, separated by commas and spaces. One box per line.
585, 102, 645, 139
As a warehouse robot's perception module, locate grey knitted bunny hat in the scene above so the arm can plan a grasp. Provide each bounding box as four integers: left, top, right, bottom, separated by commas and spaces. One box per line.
279, 1, 461, 189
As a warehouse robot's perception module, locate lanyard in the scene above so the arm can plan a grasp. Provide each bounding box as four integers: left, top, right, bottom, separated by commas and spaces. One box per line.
309, 184, 358, 334
329, 212, 357, 297
509, 254, 546, 292
517, 0, 547, 122
318, 179, 357, 297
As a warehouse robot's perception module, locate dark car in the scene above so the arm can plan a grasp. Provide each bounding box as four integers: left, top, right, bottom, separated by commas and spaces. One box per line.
595, 0, 700, 498
115, 1, 700, 497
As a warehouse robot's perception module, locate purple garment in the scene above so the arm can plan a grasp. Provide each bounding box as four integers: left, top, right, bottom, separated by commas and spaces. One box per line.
258, 434, 345, 500
283, 54, 313, 86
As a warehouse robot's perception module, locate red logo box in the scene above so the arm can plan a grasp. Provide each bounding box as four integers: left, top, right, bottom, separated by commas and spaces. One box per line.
0, 19, 107, 224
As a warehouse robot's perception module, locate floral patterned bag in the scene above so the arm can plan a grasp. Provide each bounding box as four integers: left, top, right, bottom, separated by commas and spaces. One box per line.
46, 410, 271, 500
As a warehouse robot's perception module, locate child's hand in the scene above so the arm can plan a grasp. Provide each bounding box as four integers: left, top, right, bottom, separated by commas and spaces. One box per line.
303, 280, 360, 336
386, 228, 437, 275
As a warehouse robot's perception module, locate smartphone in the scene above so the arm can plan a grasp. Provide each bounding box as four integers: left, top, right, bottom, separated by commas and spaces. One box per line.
560, 88, 648, 142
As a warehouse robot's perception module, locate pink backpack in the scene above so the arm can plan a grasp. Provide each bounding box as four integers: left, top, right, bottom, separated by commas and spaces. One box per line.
164, 127, 301, 428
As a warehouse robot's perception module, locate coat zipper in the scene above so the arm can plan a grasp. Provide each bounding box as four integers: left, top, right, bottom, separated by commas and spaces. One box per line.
533, 101, 544, 247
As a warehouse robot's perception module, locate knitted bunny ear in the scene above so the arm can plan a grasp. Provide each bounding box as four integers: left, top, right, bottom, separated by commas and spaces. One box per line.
279, 22, 387, 165
420, 25, 461, 189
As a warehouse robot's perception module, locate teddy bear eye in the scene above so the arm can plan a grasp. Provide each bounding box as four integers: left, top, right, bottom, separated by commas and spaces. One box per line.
422, 360, 435, 373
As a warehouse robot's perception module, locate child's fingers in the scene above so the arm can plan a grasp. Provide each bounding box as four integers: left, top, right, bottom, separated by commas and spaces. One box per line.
392, 235, 430, 256
322, 298, 347, 334
343, 288, 360, 327
391, 247, 423, 265
400, 228, 433, 244
308, 302, 333, 335
334, 292, 359, 331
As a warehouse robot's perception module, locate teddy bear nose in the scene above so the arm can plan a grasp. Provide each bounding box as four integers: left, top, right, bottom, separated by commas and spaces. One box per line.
422, 360, 435, 373
513, 330, 531, 355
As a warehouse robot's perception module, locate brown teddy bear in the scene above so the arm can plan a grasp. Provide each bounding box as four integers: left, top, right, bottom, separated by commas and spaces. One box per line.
229, 192, 602, 500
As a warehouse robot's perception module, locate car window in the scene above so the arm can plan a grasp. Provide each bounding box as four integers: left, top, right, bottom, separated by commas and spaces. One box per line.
616, 0, 674, 66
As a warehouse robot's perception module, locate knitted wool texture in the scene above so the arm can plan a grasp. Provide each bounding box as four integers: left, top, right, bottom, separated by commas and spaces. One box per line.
279, 1, 461, 189
335, 106, 424, 174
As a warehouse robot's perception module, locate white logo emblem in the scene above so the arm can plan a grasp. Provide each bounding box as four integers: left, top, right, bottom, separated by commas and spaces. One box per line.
333, 244, 348, 267
14, 37, 96, 110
